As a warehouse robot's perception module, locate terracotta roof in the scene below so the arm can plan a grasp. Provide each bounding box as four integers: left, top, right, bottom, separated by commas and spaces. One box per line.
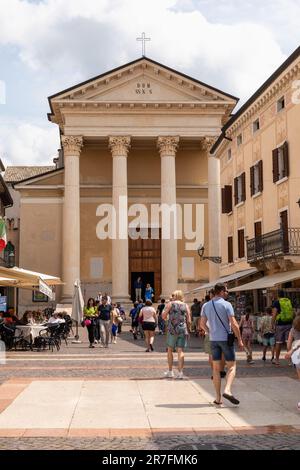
4, 166, 56, 183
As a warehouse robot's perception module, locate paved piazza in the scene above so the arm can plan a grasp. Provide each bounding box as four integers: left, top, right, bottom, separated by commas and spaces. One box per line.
0, 325, 299, 450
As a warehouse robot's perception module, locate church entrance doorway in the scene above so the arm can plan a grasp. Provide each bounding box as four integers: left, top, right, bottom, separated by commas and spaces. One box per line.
129, 228, 161, 302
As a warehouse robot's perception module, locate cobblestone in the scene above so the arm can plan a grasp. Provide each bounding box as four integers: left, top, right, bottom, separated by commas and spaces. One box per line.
0, 433, 299, 450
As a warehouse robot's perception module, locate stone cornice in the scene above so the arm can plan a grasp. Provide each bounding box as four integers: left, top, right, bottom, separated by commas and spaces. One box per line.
227, 60, 300, 136
61, 135, 83, 156
108, 136, 131, 157
157, 136, 179, 157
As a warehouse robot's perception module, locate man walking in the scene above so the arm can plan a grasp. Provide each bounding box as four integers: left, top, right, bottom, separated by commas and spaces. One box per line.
98, 296, 113, 348
200, 283, 243, 406
272, 290, 294, 365
134, 277, 143, 301
191, 298, 201, 336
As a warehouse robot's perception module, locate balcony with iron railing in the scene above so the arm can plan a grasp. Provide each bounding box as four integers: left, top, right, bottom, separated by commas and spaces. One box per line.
247, 228, 300, 263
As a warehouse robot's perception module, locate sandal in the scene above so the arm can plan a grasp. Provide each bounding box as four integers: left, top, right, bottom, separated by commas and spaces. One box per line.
222, 393, 240, 405
213, 400, 222, 405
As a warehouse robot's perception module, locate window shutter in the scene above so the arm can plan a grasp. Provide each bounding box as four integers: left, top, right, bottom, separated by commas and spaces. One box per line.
222, 186, 233, 213
234, 177, 238, 205
241, 172, 246, 202
228, 237, 233, 263
221, 188, 226, 214
250, 165, 255, 196
272, 148, 279, 183
283, 141, 289, 178
238, 229, 245, 258
258, 160, 263, 192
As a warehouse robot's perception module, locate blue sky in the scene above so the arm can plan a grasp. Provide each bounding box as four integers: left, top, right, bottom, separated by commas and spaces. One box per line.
0, 0, 299, 166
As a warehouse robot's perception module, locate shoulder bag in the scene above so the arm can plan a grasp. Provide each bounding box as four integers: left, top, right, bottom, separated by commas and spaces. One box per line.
212, 300, 235, 347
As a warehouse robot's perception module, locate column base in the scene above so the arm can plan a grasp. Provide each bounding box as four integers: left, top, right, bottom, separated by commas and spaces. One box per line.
111, 295, 132, 310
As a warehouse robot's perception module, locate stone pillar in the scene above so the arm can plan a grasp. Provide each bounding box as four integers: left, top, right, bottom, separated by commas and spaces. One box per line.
109, 136, 131, 303
157, 136, 179, 298
203, 137, 221, 282
61, 135, 83, 301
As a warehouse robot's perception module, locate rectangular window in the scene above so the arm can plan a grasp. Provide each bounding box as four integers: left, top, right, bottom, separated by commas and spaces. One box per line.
277, 96, 285, 112
227, 148, 232, 161
221, 185, 232, 213
228, 236, 233, 263
250, 160, 263, 196
253, 119, 260, 133
234, 172, 246, 205
237, 134, 243, 146
238, 229, 245, 259
272, 141, 289, 182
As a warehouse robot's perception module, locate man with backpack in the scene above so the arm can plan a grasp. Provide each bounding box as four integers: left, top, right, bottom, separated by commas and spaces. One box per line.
272, 290, 295, 366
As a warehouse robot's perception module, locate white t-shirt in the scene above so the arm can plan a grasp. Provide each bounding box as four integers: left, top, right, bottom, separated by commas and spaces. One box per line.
141, 306, 156, 323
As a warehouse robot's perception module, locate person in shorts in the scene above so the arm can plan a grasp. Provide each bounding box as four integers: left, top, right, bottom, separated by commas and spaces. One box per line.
162, 290, 191, 379
260, 307, 276, 362
200, 283, 244, 406
285, 315, 300, 410
272, 290, 294, 365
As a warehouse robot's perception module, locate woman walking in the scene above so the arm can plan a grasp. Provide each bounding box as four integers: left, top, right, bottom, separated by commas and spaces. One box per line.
239, 307, 255, 364
83, 298, 97, 348
140, 300, 157, 352
145, 283, 154, 302
162, 290, 191, 379
285, 315, 300, 410
260, 307, 276, 363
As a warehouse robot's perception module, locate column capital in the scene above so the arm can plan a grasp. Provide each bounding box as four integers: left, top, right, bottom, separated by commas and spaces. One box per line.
61, 135, 83, 156
108, 136, 131, 157
157, 136, 179, 157
201, 137, 217, 153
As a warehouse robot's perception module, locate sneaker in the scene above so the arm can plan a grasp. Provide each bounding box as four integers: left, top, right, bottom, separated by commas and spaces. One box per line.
248, 360, 255, 365
94, 340, 98, 344
164, 371, 174, 378
176, 371, 184, 380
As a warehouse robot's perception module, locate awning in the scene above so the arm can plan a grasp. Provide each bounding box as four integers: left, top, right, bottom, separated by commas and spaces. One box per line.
0, 266, 63, 288
186, 268, 258, 294
229, 269, 300, 292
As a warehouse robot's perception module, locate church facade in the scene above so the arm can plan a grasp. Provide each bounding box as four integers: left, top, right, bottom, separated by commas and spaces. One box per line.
14, 57, 237, 308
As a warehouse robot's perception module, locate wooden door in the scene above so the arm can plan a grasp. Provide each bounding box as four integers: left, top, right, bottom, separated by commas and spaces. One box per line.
129, 229, 161, 301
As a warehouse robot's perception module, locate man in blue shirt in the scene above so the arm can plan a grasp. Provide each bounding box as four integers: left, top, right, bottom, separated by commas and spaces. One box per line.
200, 283, 243, 406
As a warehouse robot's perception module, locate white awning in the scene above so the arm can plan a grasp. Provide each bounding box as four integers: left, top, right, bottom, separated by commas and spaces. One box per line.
229, 270, 300, 292
186, 268, 258, 294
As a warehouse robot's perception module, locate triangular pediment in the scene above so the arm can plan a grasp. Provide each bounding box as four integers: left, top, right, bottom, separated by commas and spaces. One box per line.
48, 57, 238, 120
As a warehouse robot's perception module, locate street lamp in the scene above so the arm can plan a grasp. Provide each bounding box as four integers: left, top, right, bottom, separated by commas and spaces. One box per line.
197, 244, 222, 264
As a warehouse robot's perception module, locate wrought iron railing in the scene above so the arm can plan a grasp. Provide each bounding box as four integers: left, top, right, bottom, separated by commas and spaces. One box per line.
247, 228, 300, 263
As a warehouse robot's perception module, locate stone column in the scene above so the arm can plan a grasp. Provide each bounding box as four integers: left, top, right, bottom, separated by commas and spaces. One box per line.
203, 137, 221, 282
157, 136, 179, 298
109, 136, 131, 303
61, 135, 83, 301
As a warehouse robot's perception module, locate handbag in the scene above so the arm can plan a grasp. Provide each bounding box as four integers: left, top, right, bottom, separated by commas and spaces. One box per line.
212, 300, 235, 347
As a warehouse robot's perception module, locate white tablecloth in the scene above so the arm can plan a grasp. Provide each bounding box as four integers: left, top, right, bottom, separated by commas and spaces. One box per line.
15, 325, 47, 341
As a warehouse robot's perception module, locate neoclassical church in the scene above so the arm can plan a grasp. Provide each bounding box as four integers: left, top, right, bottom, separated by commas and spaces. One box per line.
14, 57, 238, 308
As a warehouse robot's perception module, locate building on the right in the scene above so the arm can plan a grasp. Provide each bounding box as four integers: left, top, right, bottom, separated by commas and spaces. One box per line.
210, 45, 300, 314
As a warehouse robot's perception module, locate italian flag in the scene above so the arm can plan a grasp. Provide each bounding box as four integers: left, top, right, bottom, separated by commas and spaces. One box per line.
0, 218, 7, 252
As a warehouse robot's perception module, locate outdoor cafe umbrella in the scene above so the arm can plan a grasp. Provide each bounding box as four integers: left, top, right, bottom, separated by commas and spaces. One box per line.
71, 279, 84, 343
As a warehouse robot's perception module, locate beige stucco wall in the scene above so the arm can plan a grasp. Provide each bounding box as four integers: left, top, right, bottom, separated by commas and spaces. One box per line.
218, 62, 300, 277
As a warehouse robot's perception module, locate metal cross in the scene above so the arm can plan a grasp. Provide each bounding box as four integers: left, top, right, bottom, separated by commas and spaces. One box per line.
136, 32, 151, 57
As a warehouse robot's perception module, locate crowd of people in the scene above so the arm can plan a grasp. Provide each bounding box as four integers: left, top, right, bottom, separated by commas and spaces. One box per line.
82, 284, 300, 411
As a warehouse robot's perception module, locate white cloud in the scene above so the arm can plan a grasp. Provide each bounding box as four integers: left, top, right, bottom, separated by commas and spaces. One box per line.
0, 0, 295, 165
0, 119, 59, 166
